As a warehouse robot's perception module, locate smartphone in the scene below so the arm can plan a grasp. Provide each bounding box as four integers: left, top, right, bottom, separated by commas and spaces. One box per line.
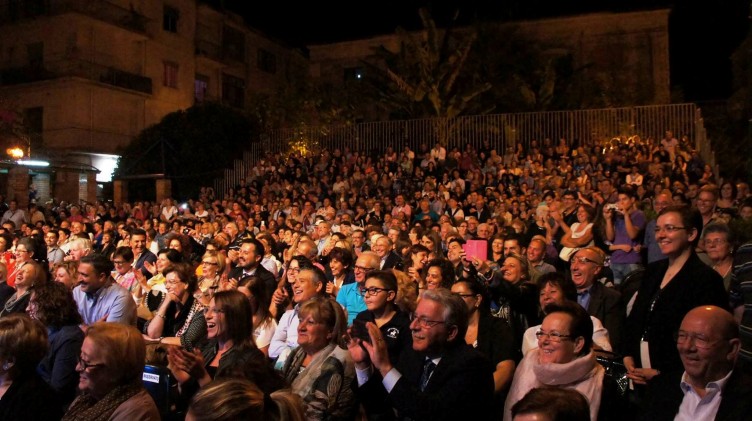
463, 239, 488, 262
351, 319, 371, 343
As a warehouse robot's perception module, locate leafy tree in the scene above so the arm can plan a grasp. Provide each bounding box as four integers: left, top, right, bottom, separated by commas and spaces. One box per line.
116, 102, 257, 199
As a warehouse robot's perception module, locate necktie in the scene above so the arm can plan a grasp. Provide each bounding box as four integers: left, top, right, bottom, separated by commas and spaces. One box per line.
420, 359, 436, 392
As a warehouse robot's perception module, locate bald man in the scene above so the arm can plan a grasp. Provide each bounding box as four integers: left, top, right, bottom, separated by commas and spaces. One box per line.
643, 306, 752, 420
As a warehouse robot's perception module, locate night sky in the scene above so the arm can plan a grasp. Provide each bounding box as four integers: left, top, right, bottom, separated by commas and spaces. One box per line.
220, 0, 750, 102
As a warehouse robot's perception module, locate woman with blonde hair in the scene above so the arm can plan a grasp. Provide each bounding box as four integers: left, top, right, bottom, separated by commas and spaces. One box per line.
280, 297, 356, 420
186, 378, 305, 421
63, 322, 159, 420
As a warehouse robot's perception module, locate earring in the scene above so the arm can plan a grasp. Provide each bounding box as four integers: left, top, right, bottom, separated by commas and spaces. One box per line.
2, 362, 11, 371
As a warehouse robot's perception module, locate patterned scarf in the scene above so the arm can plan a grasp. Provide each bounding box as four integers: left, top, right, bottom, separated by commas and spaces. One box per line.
63, 381, 143, 421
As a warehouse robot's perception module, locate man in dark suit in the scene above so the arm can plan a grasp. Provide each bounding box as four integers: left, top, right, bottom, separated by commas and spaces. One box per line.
642, 305, 752, 420
348, 288, 494, 420
569, 247, 624, 352
228, 238, 276, 297
374, 235, 404, 271
131, 228, 156, 278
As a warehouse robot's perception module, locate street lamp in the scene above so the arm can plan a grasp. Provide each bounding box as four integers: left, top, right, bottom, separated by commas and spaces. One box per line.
6, 147, 23, 160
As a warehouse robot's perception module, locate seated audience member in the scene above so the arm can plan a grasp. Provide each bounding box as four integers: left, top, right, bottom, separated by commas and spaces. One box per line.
73, 254, 137, 326
143, 263, 207, 350
451, 278, 517, 405
522, 272, 612, 355
7, 236, 41, 287
27, 281, 84, 407
349, 288, 494, 420
511, 387, 590, 421
270, 266, 327, 363
64, 322, 160, 420
0, 261, 45, 317
0, 314, 62, 420
168, 290, 279, 400
337, 251, 380, 326
195, 251, 225, 306
236, 275, 277, 356
186, 378, 305, 421
354, 270, 412, 365
281, 297, 357, 420
111, 246, 139, 302
504, 302, 623, 421
642, 305, 752, 420
53, 261, 78, 290
0, 262, 12, 307
138, 248, 184, 312
325, 247, 355, 298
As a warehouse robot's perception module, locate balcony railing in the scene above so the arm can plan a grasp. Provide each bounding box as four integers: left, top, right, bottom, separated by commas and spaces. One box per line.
0, 58, 152, 94
0, 0, 147, 34
195, 39, 224, 63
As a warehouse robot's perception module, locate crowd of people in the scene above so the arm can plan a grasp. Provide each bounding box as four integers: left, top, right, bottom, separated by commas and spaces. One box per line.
0, 131, 751, 420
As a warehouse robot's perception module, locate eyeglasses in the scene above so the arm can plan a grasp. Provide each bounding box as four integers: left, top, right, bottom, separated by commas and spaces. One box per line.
112, 260, 126, 265
704, 239, 727, 247
202, 261, 218, 266
15, 249, 29, 254
202, 307, 226, 316
535, 330, 574, 342
78, 356, 106, 371
655, 225, 687, 234
410, 313, 449, 329
287, 267, 300, 274
570, 256, 602, 266
455, 293, 477, 299
358, 286, 391, 296
675, 331, 726, 349
354, 265, 374, 273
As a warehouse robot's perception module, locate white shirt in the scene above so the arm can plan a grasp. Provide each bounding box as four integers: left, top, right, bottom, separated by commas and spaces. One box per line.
674, 370, 732, 421
269, 306, 300, 359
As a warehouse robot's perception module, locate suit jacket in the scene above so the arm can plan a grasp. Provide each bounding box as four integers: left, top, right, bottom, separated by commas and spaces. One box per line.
134, 250, 157, 278
587, 281, 624, 354
359, 342, 494, 420
381, 251, 404, 271
229, 264, 277, 298
642, 368, 752, 421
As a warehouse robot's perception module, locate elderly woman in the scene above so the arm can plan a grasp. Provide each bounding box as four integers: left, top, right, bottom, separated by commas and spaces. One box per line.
702, 222, 735, 291
522, 272, 612, 355
26, 282, 84, 407
144, 263, 207, 350
195, 251, 225, 306
281, 297, 356, 420
0, 314, 61, 420
1, 261, 45, 317
64, 322, 160, 420
7, 236, 40, 287
137, 248, 184, 312
504, 302, 619, 421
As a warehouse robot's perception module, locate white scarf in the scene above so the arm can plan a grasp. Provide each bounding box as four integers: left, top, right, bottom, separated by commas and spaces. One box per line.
504, 349, 605, 421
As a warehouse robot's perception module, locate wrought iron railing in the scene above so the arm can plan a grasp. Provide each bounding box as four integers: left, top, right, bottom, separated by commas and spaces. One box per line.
214, 103, 711, 196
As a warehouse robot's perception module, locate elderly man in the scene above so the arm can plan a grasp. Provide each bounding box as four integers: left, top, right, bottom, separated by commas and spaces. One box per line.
643, 306, 752, 420
569, 247, 624, 353
72, 254, 137, 326
337, 251, 380, 326
349, 288, 494, 420
373, 235, 403, 271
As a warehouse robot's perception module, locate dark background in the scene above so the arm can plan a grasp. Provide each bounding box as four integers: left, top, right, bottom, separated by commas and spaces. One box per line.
214, 0, 750, 103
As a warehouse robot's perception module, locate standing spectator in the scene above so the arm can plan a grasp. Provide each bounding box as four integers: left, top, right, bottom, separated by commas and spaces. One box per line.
1, 200, 27, 230
604, 187, 646, 285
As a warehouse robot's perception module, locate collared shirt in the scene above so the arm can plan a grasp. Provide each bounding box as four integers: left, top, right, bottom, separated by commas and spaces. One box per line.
72, 280, 137, 326
675, 370, 733, 421
47, 246, 65, 266
336, 282, 366, 326
577, 285, 593, 311
269, 305, 300, 360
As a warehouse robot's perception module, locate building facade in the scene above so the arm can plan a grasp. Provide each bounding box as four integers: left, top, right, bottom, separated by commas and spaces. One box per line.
0, 0, 303, 204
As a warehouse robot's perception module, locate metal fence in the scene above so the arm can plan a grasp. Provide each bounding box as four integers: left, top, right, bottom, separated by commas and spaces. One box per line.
214, 103, 708, 195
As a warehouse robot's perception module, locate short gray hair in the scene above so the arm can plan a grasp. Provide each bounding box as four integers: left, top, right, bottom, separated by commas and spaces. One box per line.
421, 288, 468, 342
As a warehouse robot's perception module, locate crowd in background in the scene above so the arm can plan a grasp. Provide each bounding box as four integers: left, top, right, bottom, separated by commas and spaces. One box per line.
0, 130, 751, 420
